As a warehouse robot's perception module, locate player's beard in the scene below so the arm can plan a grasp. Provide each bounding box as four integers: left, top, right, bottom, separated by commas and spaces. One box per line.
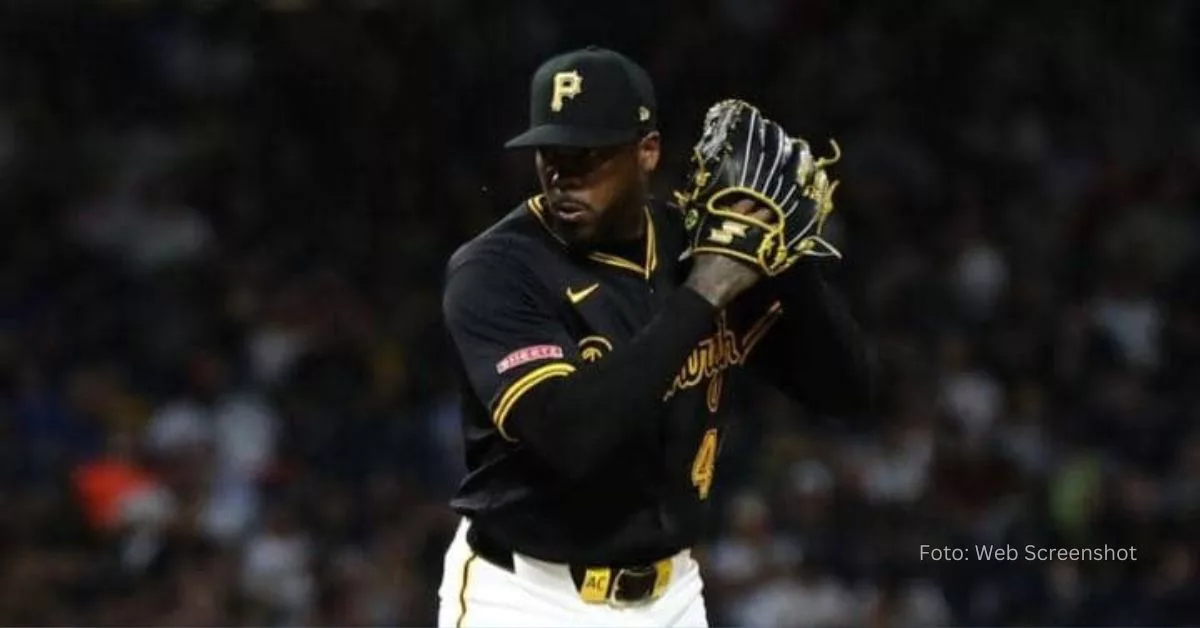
582, 183, 648, 248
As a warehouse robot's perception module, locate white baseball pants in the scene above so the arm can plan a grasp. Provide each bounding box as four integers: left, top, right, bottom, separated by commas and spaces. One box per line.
437, 518, 709, 627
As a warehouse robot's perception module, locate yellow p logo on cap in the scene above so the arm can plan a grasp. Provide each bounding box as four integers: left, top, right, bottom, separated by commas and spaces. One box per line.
551, 71, 583, 112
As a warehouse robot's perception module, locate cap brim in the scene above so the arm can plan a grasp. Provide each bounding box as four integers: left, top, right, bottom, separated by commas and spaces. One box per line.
504, 124, 640, 149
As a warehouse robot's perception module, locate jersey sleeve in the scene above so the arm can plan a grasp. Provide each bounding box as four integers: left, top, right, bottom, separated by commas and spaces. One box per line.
740, 263, 874, 417
443, 242, 725, 480
442, 256, 578, 441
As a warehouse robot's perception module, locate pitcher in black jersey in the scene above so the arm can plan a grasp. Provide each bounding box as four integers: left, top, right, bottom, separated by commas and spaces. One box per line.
436, 46, 873, 627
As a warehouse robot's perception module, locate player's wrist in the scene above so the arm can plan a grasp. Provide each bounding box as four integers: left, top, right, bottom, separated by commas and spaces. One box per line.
684, 255, 760, 308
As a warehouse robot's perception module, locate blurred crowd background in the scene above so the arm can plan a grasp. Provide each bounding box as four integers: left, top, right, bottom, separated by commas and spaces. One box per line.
2, 0, 1199, 626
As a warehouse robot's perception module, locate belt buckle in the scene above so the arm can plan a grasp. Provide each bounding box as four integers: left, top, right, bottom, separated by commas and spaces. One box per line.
607, 567, 648, 608
606, 564, 664, 608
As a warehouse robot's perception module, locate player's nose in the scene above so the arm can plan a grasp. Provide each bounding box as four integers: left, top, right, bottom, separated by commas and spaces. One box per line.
548, 169, 583, 190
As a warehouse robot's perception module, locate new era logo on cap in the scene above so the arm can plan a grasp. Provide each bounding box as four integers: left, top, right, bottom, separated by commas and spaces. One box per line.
505, 47, 658, 149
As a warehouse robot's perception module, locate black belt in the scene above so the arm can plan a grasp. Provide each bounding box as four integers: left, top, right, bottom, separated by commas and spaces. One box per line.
466, 525, 671, 605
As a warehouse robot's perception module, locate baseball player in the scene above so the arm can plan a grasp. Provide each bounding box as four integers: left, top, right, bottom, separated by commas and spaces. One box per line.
438, 46, 872, 627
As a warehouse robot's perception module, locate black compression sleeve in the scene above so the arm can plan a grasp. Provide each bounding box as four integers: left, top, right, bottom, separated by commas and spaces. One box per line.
508, 287, 718, 479
767, 263, 875, 416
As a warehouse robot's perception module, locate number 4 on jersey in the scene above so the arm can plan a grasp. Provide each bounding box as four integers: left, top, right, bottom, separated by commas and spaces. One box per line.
690, 428, 719, 500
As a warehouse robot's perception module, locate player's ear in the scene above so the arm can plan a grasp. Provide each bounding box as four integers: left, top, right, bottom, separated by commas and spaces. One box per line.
637, 132, 661, 174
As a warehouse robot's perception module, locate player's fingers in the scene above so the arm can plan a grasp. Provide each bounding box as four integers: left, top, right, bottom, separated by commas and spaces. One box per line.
730, 198, 757, 214
731, 198, 774, 223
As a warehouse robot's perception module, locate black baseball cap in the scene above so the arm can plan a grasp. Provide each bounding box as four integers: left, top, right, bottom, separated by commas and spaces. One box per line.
505, 46, 658, 149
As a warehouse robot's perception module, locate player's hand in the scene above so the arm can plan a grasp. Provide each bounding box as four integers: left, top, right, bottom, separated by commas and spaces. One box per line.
684, 199, 771, 308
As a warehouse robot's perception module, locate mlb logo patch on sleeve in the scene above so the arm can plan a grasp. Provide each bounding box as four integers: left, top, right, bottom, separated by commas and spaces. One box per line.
496, 344, 564, 374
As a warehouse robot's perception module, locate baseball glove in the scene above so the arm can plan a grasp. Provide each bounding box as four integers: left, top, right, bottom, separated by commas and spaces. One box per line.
675, 99, 843, 276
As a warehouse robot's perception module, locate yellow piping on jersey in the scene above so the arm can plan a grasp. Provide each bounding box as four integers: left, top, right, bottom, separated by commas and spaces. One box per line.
586, 205, 658, 280
492, 362, 576, 440
528, 195, 657, 281
526, 195, 567, 246
456, 553, 478, 628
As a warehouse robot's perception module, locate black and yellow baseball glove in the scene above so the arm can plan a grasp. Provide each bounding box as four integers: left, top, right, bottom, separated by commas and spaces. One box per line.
675, 99, 843, 276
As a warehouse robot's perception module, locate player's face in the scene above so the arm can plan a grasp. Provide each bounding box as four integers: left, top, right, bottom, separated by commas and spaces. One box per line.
536, 133, 660, 245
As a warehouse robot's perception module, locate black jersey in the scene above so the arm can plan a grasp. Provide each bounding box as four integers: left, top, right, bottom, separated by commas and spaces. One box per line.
441, 194, 870, 566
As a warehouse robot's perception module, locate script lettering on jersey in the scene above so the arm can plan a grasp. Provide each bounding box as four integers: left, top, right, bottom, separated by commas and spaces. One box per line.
661, 303, 783, 412
662, 312, 742, 412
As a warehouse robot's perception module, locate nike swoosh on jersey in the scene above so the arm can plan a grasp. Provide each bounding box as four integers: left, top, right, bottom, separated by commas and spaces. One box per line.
566, 283, 600, 304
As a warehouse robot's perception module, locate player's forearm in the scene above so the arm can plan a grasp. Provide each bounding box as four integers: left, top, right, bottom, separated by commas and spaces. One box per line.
769, 263, 875, 416
510, 288, 718, 479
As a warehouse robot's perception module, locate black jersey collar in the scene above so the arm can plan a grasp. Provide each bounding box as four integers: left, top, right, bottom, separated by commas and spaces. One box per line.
526, 194, 658, 280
